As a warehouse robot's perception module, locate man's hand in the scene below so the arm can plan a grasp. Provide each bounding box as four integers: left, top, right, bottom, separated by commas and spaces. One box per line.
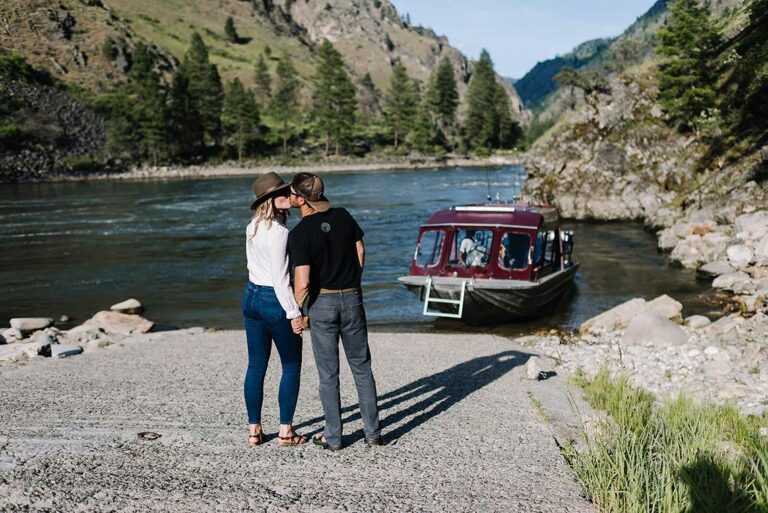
300, 316, 309, 330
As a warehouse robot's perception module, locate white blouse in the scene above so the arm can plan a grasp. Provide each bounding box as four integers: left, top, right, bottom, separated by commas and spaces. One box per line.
245, 218, 302, 319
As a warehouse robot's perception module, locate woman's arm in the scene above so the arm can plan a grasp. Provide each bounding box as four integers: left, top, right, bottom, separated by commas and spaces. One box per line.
269, 227, 302, 319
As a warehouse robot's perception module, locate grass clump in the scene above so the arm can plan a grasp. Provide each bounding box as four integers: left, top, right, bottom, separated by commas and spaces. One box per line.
568, 368, 768, 513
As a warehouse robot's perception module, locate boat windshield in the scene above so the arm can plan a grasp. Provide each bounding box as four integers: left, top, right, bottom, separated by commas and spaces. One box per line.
415, 230, 445, 267
498, 232, 531, 270
449, 228, 493, 268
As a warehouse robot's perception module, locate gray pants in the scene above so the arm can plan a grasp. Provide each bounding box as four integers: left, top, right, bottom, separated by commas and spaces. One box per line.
309, 290, 381, 446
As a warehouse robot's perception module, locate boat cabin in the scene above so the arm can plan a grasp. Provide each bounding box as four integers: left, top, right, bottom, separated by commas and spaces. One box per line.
409, 204, 574, 282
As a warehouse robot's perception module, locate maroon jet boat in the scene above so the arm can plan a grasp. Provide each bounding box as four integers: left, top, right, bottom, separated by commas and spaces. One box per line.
397, 204, 578, 324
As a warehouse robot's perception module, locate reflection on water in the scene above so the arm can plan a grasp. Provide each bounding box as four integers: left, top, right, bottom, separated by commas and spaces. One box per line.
0, 166, 713, 332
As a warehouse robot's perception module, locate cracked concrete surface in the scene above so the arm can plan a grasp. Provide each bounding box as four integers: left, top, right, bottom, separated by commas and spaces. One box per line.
0, 330, 594, 512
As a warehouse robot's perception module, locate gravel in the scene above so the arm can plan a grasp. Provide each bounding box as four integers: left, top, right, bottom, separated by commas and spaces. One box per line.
0, 330, 594, 512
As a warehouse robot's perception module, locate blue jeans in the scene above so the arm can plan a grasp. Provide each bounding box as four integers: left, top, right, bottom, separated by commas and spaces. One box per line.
242, 283, 302, 425
309, 290, 381, 446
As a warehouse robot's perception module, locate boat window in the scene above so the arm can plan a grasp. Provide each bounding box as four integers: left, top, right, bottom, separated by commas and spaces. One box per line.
449, 229, 493, 268
498, 233, 531, 270
415, 230, 445, 267
544, 230, 557, 264
533, 230, 558, 267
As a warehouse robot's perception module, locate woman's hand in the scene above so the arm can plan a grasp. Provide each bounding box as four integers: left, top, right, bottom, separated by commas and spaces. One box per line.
291, 317, 304, 334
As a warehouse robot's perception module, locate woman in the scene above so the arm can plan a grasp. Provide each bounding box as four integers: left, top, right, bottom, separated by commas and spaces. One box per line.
243, 172, 307, 446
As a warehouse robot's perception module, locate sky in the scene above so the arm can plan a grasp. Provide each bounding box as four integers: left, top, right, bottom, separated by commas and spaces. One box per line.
390, 0, 658, 78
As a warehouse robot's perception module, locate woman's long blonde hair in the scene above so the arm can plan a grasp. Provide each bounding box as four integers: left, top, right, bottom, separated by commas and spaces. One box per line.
248, 196, 288, 240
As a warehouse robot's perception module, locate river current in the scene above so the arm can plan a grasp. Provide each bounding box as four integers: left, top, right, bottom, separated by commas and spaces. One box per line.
0, 166, 714, 333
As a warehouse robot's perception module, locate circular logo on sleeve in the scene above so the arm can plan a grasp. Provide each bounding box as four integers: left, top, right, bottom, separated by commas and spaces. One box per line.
321, 222, 331, 233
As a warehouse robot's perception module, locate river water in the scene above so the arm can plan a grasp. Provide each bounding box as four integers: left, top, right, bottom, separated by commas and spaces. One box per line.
0, 166, 715, 333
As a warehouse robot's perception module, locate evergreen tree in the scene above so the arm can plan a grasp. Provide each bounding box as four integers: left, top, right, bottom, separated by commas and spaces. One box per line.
181, 33, 224, 148
168, 71, 204, 158
312, 40, 357, 156
225, 17, 239, 44
128, 43, 169, 165
222, 78, 259, 162
656, 0, 721, 130
254, 53, 272, 104
464, 49, 498, 150
384, 59, 418, 149
428, 57, 459, 129
410, 93, 442, 153
270, 54, 301, 158
492, 82, 521, 149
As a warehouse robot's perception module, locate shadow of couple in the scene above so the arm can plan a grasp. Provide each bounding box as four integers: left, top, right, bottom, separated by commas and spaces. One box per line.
294, 348, 532, 445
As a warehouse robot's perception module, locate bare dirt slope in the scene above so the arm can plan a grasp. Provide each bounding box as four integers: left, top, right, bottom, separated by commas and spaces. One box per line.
0, 330, 593, 512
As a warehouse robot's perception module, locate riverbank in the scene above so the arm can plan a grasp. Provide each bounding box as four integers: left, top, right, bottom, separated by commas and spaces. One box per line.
0, 328, 594, 513
24, 154, 523, 183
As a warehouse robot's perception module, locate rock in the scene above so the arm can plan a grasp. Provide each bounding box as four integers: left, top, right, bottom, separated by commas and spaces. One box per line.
622, 313, 688, 346
580, 298, 647, 335
712, 272, 756, 294
755, 234, 768, 266
0, 340, 52, 362
51, 344, 83, 358
110, 298, 144, 315
646, 295, 683, 323
1, 328, 23, 343
84, 311, 154, 335
703, 359, 732, 377
735, 211, 768, 241
704, 345, 720, 356
525, 357, 543, 381
685, 315, 711, 329
9, 318, 53, 334
727, 245, 754, 270
59, 314, 72, 323
87, 337, 112, 350
737, 295, 764, 312
658, 228, 678, 251
698, 260, 734, 278
670, 236, 704, 268
63, 324, 106, 343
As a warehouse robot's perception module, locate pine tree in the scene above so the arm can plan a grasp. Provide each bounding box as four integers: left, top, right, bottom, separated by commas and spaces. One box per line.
313, 40, 357, 156
254, 53, 272, 104
656, 0, 721, 130
225, 17, 239, 44
410, 93, 442, 153
181, 33, 224, 148
168, 71, 204, 158
270, 53, 301, 158
492, 82, 521, 149
222, 78, 259, 162
128, 43, 169, 165
464, 49, 498, 150
429, 57, 459, 129
384, 59, 418, 149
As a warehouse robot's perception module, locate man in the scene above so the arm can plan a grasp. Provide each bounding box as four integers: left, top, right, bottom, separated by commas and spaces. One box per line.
288, 172, 382, 451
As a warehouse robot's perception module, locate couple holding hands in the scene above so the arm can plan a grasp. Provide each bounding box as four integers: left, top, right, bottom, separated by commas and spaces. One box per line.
243, 172, 382, 452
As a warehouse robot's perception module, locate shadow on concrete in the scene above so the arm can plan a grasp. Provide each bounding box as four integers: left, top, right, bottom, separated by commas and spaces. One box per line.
294, 349, 531, 445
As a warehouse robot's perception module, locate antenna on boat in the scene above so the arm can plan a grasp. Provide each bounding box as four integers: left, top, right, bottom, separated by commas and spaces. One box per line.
484, 167, 492, 202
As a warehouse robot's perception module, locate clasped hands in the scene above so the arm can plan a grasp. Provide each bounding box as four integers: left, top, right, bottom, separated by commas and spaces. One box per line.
291, 316, 309, 335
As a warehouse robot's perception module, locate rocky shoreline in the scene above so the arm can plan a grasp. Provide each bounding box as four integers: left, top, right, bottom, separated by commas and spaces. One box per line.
12, 155, 522, 183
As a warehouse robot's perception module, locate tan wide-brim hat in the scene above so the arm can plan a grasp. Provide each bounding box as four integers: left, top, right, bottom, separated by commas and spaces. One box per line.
250, 172, 290, 210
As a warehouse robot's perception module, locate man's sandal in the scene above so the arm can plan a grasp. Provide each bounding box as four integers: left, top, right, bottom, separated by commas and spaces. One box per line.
248, 433, 263, 447
277, 432, 308, 446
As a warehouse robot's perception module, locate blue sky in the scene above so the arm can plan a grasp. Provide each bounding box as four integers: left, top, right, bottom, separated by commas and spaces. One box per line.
390, 0, 658, 78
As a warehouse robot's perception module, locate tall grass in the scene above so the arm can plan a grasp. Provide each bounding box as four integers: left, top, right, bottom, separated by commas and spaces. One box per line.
567, 369, 768, 513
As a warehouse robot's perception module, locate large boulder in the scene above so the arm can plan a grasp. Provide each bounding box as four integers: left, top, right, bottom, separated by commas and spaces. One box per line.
646, 295, 683, 323
685, 315, 712, 329
110, 298, 144, 315
727, 245, 754, 270
698, 260, 734, 278
735, 211, 768, 241
83, 311, 154, 335
580, 298, 647, 335
622, 313, 688, 346
1, 328, 23, 343
0, 340, 52, 362
9, 318, 53, 334
712, 272, 756, 293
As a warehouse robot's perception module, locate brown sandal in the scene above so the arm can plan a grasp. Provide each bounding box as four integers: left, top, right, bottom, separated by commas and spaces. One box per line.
248, 433, 263, 447
277, 432, 308, 446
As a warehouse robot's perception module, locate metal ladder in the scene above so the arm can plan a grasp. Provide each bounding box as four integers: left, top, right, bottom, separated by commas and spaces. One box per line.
422, 277, 467, 319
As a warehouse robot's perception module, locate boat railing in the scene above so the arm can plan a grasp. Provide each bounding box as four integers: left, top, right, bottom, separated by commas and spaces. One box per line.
422, 276, 467, 319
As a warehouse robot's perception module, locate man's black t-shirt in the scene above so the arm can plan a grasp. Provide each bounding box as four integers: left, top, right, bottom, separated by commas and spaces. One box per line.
289, 207, 364, 293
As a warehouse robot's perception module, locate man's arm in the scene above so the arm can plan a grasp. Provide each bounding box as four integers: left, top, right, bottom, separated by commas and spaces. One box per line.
356, 240, 365, 271
293, 265, 310, 311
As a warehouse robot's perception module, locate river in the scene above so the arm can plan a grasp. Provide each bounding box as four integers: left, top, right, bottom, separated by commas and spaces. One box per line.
0, 166, 715, 333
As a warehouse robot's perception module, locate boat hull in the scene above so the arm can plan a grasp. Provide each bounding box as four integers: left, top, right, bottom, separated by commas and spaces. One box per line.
398, 264, 578, 324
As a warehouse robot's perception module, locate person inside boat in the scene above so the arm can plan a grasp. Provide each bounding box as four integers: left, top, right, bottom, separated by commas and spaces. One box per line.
499, 232, 531, 270
458, 230, 489, 268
